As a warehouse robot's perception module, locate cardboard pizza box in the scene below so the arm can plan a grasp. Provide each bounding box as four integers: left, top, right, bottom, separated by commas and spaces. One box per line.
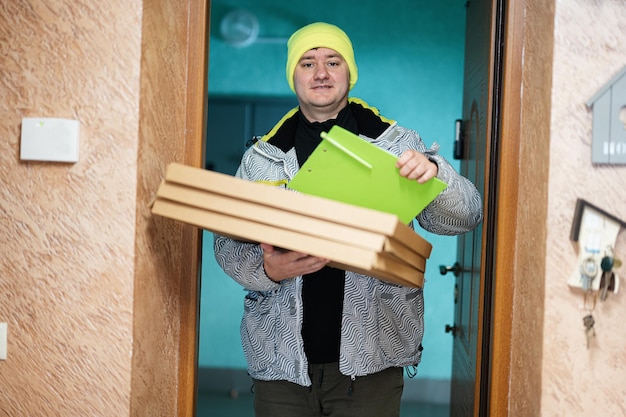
151, 163, 433, 287
163, 163, 431, 257
155, 179, 427, 272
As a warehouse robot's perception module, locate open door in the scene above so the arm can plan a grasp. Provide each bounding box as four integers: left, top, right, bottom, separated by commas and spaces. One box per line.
449, 0, 504, 415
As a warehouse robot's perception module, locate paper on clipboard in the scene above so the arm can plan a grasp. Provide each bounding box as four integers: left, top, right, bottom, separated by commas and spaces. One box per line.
287, 125, 448, 223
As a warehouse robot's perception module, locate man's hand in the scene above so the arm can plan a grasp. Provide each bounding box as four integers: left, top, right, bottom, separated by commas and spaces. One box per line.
396, 149, 438, 183
260, 243, 330, 282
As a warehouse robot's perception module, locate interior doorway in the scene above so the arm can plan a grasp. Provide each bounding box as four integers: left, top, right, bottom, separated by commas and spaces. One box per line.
197, 1, 473, 415
169, 0, 556, 415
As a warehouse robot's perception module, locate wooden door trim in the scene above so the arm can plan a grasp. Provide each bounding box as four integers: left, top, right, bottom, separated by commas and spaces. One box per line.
489, 0, 553, 415
179, 0, 210, 416
476, 0, 505, 414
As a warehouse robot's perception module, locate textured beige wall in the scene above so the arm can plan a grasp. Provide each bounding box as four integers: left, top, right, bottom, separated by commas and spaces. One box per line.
543, 1, 626, 416
0, 2, 141, 416
4, 1, 625, 416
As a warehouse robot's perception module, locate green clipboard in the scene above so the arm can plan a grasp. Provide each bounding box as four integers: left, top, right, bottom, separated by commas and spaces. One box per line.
287, 125, 447, 224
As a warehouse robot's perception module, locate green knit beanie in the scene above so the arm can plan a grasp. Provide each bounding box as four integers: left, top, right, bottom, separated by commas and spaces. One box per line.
286, 22, 358, 93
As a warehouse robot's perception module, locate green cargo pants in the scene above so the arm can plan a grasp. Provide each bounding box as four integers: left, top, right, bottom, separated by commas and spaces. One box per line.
253, 363, 404, 417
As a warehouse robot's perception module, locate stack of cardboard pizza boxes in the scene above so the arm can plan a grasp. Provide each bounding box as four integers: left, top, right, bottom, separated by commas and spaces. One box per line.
151, 163, 432, 288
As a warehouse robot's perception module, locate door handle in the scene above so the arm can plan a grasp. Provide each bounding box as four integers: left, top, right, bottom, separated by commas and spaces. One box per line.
453, 119, 464, 160
445, 324, 457, 336
439, 262, 462, 277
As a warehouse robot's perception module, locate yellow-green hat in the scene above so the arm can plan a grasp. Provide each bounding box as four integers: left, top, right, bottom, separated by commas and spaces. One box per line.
286, 22, 358, 93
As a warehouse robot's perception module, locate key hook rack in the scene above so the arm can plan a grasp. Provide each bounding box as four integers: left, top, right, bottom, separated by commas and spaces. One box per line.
568, 198, 625, 296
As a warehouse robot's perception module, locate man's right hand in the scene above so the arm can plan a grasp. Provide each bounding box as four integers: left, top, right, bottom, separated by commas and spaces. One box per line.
260, 243, 330, 282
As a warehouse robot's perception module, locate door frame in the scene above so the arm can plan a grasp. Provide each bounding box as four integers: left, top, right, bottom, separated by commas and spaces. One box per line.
178, 0, 210, 415
486, 0, 553, 416
177, 0, 555, 415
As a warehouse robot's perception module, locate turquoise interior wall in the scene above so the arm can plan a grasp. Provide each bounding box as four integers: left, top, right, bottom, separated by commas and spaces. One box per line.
200, 0, 466, 381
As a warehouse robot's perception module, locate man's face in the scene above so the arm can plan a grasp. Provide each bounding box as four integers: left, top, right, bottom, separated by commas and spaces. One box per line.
293, 47, 350, 122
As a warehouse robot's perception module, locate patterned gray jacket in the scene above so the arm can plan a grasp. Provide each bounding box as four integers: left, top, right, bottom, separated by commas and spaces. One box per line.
213, 98, 483, 387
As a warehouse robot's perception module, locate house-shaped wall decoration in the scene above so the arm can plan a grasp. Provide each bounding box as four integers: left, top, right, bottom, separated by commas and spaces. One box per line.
586, 66, 626, 164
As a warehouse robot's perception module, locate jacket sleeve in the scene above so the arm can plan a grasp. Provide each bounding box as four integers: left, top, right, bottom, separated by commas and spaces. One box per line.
389, 127, 483, 236
213, 233, 281, 291
417, 150, 483, 236
212, 146, 283, 292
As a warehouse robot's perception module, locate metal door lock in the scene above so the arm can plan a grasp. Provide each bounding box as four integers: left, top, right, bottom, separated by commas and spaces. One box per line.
439, 262, 462, 276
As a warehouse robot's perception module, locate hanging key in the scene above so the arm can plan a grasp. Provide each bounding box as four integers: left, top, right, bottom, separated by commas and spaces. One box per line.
583, 314, 595, 349
599, 270, 617, 302
600, 253, 615, 301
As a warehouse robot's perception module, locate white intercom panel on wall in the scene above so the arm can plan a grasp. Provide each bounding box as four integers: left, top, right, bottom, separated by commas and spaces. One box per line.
20, 117, 80, 163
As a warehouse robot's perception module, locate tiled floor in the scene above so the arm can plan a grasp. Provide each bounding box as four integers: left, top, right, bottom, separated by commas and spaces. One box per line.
196, 391, 449, 417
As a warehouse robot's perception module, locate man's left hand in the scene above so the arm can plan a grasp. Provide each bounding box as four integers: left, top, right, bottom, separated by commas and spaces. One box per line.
396, 149, 438, 183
